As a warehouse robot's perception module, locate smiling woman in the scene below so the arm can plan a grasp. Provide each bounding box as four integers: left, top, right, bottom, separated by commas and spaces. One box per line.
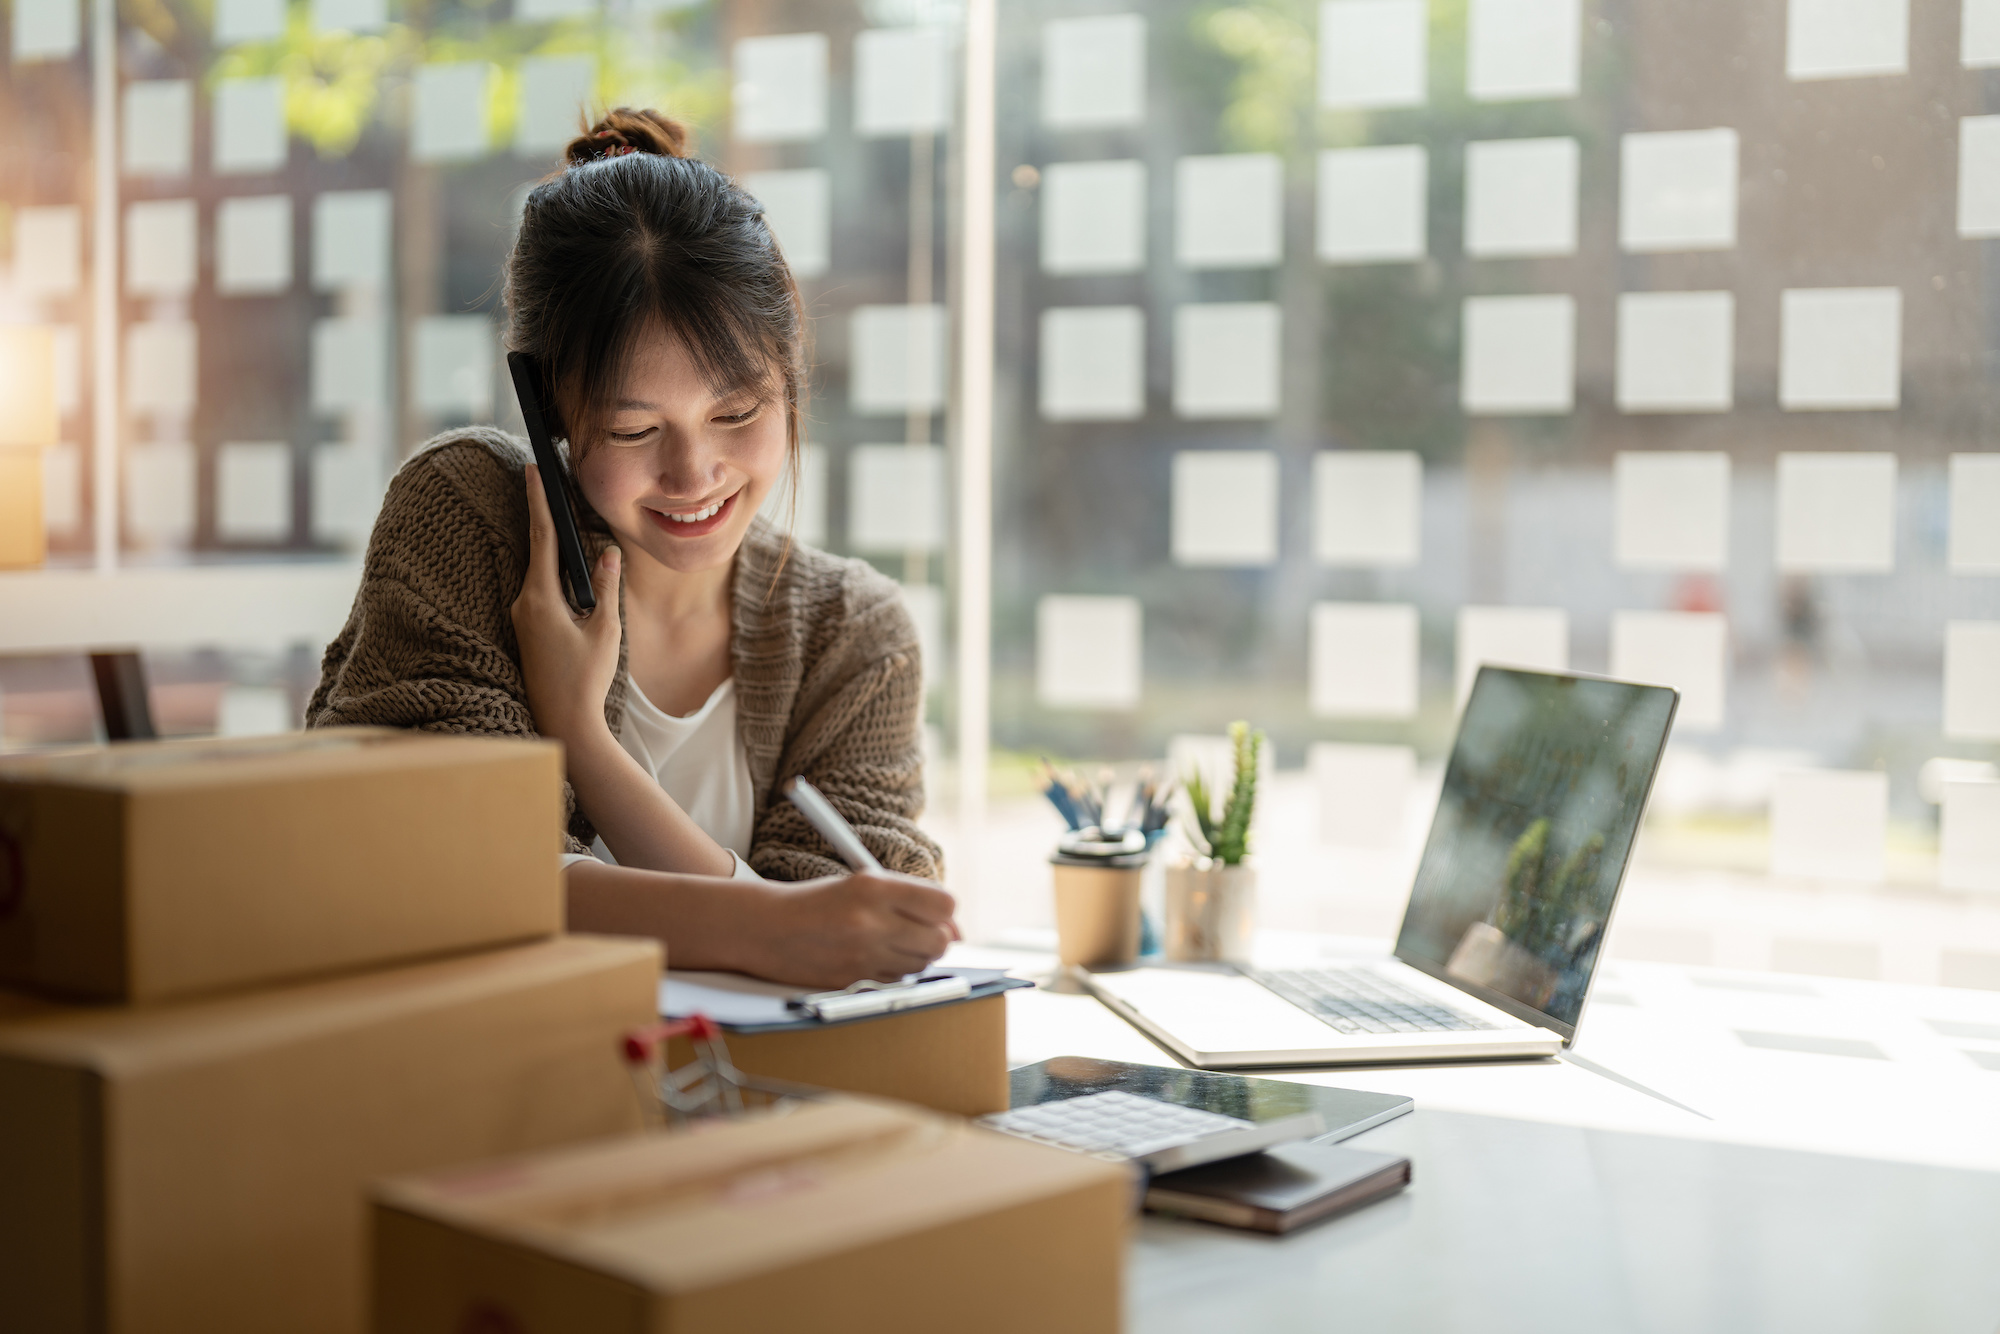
304, 109, 954, 990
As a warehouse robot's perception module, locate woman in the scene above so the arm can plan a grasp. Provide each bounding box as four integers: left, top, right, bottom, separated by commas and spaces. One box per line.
307, 108, 954, 989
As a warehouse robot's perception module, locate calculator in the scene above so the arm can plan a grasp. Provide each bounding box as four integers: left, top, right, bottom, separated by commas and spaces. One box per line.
980, 1089, 1318, 1174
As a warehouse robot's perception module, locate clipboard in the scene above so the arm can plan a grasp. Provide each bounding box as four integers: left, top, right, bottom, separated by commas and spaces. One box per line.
659, 966, 1032, 1034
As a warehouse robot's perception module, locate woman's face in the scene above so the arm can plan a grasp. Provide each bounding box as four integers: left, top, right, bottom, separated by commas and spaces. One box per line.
572, 329, 789, 577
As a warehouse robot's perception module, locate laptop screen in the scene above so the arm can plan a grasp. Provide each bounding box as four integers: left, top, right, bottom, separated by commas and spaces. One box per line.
1393, 667, 1677, 1039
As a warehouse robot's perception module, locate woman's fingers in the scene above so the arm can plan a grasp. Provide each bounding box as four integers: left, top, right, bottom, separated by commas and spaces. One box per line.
588, 544, 622, 628
519, 465, 564, 605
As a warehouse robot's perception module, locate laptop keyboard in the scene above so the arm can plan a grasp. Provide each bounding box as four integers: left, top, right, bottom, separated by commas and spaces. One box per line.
1249, 966, 1503, 1035
981, 1090, 1255, 1160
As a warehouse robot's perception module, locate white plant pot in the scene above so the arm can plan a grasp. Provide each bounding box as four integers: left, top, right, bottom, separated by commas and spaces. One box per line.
1163, 858, 1256, 964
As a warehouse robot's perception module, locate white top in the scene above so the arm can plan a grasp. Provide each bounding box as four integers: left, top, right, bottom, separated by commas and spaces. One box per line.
561, 674, 763, 882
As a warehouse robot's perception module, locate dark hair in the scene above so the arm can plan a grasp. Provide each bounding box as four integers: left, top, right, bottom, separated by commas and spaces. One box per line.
503, 107, 806, 474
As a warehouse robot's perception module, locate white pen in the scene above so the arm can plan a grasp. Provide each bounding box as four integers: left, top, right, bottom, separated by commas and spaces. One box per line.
780, 775, 885, 874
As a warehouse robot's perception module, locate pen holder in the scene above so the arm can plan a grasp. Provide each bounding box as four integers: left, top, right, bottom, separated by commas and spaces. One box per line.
1164, 857, 1256, 964
1050, 846, 1147, 970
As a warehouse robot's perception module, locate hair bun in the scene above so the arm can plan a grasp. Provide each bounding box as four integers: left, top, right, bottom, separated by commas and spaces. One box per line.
564, 107, 692, 166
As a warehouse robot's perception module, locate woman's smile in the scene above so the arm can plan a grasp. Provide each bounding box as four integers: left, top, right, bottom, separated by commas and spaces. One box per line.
643, 488, 739, 538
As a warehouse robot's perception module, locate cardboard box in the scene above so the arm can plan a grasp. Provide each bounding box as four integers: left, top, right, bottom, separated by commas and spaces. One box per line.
0, 728, 566, 1002
669, 993, 1011, 1117
373, 1097, 1133, 1334
0, 934, 662, 1334
0, 445, 46, 569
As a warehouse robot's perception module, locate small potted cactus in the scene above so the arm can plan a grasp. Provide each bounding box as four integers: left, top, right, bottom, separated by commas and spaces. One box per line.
1167, 720, 1264, 963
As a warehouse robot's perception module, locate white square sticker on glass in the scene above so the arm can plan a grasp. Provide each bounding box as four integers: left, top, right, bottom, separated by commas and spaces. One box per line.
1616, 290, 1733, 413
312, 0, 385, 33
413, 315, 493, 416
125, 321, 197, 414
13, 0, 80, 61
1041, 160, 1146, 275
1042, 14, 1146, 129
1770, 769, 1887, 882
311, 441, 384, 544
855, 27, 950, 136
217, 441, 292, 542
42, 442, 81, 534
1176, 154, 1283, 269
734, 33, 828, 143
1310, 742, 1417, 850
218, 687, 294, 737
1958, 116, 2000, 237
759, 442, 827, 545
1313, 450, 1421, 566
1610, 610, 1728, 732
1787, 0, 1908, 79
849, 444, 946, 552
1319, 0, 1427, 109
850, 304, 946, 415
1461, 295, 1574, 415
214, 77, 287, 174
1940, 782, 2000, 892
1465, 137, 1578, 257
124, 441, 197, 546
1779, 287, 1902, 410
517, 55, 597, 157
1968, 0, 2000, 66
516, 0, 594, 20
1944, 621, 2000, 741
1620, 128, 1738, 252
1037, 594, 1142, 710
313, 189, 393, 290
52, 325, 79, 414
214, 0, 284, 44
1040, 306, 1144, 421
413, 64, 490, 161
1949, 453, 2000, 572
311, 317, 388, 413
1614, 451, 1729, 571
1455, 605, 1568, 707
1173, 302, 1280, 419
217, 195, 292, 296
124, 199, 198, 298
13, 205, 81, 296
1317, 145, 1426, 263
1310, 602, 1420, 718
744, 169, 830, 278
1172, 451, 1278, 567
1467, 0, 1580, 102
123, 80, 192, 177
1775, 451, 1896, 572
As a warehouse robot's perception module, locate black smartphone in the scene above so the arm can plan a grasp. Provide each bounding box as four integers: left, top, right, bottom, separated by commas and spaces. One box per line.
506, 351, 597, 614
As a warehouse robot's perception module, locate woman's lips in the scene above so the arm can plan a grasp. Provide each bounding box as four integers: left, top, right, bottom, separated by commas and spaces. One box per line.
644, 490, 737, 538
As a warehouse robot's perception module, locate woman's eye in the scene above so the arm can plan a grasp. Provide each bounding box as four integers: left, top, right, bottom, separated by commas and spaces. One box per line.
608, 429, 652, 444
715, 406, 761, 425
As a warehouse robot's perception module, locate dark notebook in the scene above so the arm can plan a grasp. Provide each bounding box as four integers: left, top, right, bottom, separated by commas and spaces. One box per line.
1144, 1141, 1412, 1234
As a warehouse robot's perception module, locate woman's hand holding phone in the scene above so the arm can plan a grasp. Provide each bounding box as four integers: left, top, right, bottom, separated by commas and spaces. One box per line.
513, 463, 624, 749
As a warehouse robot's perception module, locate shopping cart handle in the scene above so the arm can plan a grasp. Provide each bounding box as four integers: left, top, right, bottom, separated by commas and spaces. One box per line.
621, 1013, 721, 1064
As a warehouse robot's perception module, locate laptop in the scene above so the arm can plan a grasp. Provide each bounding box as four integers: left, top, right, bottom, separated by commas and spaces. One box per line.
1086, 667, 1678, 1068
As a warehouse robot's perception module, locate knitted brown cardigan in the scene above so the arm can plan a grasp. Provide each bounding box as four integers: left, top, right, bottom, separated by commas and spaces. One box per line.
305, 429, 942, 881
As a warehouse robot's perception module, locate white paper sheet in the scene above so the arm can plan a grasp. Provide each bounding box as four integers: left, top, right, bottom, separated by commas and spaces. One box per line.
1310, 601, 1421, 718
1465, 137, 1578, 256
1172, 450, 1279, 567
900, 582, 944, 694
1616, 290, 1734, 413
1770, 769, 1887, 882
412, 315, 493, 416
412, 64, 489, 161
1041, 159, 1146, 274
216, 195, 292, 296
855, 26, 950, 136
13, 205, 80, 296
312, 189, 392, 290
1040, 306, 1145, 421
757, 442, 827, 545
1609, 610, 1728, 732
1176, 154, 1283, 269
1313, 450, 1421, 566
1620, 128, 1738, 252
42, 442, 81, 534
1468, 0, 1580, 101
1967, 0, 2000, 66
516, 55, 597, 157
1042, 14, 1146, 129
217, 441, 292, 542
1940, 782, 2000, 892
125, 321, 197, 414
13, 0, 79, 60
1317, 144, 1427, 263
215, 0, 284, 43
1779, 287, 1901, 410
1787, 0, 1908, 80
744, 168, 830, 278
312, 0, 385, 33
1944, 621, 2000, 741
1311, 742, 1417, 849
1949, 453, 2000, 572
849, 443, 946, 552
311, 441, 384, 544
1037, 594, 1142, 710
124, 199, 197, 298
733, 33, 828, 143
1958, 115, 2000, 236
213, 76, 286, 174
310, 317, 388, 413
123, 80, 191, 176
1613, 451, 1729, 571
849, 304, 947, 415
1774, 451, 1896, 572
1173, 302, 1280, 419
1319, 0, 1427, 108
1455, 605, 1568, 707
1461, 294, 1574, 414
125, 441, 196, 546
516, 0, 594, 20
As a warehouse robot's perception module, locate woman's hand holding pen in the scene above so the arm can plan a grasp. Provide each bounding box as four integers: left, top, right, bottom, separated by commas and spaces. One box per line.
738, 870, 960, 988
513, 464, 624, 749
